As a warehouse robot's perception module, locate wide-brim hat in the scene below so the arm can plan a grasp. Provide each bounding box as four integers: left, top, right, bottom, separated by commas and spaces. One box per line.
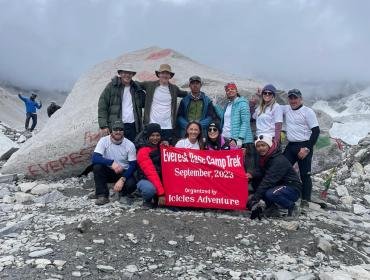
117, 63, 136, 76
155, 64, 175, 78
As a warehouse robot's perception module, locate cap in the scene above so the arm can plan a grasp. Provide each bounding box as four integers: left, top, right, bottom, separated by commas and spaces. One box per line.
287, 89, 302, 98
189, 75, 202, 83
112, 120, 124, 130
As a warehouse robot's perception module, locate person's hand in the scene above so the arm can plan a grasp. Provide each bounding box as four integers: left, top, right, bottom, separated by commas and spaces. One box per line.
298, 147, 310, 160
236, 139, 243, 148
256, 87, 262, 96
246, 172, 253, 179
158, 195, 166, 206
113, 177, 125, 192
111, 162, 123, 174
160, 140, 170, 146
100, 128, 110, 137
229, 139, 237, 147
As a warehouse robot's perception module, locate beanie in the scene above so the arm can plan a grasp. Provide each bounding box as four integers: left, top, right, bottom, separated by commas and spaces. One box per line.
261, 84, 277, 97
146, 123, 161, 137
254, 134, 273, 148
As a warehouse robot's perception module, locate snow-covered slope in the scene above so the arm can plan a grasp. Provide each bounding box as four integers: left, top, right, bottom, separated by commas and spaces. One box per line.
313, 87, 370, 145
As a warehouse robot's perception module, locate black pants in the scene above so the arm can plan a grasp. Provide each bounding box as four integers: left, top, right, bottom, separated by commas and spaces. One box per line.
93, 164, 137, 198
25, 113, 37, 131
124, 122, 137, 143
283, 141, 313, 201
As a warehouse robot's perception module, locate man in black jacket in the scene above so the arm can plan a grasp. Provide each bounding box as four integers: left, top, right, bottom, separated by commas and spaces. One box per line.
247, 134, 302, 219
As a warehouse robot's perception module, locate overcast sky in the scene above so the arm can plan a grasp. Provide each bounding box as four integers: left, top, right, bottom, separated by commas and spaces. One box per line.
0, 0, 369, 91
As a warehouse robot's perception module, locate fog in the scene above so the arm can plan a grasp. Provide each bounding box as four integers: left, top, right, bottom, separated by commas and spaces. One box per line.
0, 0, 369, 92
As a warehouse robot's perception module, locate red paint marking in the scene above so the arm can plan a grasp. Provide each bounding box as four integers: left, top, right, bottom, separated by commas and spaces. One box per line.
48, 160, 63, 173
84, 131, 101, 145
146, 49, 172, 60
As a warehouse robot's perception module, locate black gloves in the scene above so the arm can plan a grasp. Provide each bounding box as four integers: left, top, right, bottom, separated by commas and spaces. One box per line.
247, 198, 266, 220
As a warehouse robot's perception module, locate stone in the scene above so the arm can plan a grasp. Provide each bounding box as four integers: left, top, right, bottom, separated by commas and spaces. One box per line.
75, 251, 85, 257
72, 271, 81, 277
14, 192, 34, 203
0, 220, 31, 237
2, 195, 15, 203
0, 255, 15, 267
19, 182, 38, 193
30, 184, 51, 195
35, 258, 52, 269
17, 135, 27, 144
0, 174, 17, 184
352, 162, 365, 177
77, 218, 92, 233
0, 187, 10, 198
340, 196, 354, 209
34, 190, 65, 204
93, 239, 105, 244
317, 238, 332, 254
319, 271, 352, 280
295, 274, 315, 280
273, 270, 296, 280
53, 260, 66, 270
364, 182, 370, 193
97, 265, 115, 272
125, 264, 138, 273
0, 132, 19, 160
279, 220, 300, 231
353, 204, 367, 215
336, 185, 349, 197
29, 248, 53, 258
229, 270, 242, 279
363, 195, 370, 206
185, 235, 194, 242
126, 233, 138, 244
364, 164, 370, 175
48, 232, 66, 241
354, 148, 367, 162
168, 240, 178, 246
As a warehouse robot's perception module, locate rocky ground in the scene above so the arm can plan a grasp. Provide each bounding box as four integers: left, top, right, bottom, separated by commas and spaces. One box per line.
1, 130, 370, 279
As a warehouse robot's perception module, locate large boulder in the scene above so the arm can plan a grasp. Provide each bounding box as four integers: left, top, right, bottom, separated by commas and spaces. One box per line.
2, 47, 261, 179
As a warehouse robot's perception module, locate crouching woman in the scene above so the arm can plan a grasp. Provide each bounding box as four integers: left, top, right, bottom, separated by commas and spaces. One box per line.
247, 134, 302, 218
136, 123, 166, 208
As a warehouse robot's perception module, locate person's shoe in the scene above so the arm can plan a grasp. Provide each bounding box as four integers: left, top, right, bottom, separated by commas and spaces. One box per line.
300, 200, 309, 208
288, 204, 300, 217
95, 197, 109, 206
262, 204, 280, 218
87, 192, 97, 199
142, 201, 154, 210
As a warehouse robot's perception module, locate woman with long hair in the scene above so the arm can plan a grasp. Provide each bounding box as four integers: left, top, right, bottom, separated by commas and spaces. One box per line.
253, 84, 283, 145
204, 122, 237, 150
175, 121, 204, 149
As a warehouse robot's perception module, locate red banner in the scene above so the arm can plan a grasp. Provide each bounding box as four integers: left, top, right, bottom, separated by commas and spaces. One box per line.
161, 146, 248, 210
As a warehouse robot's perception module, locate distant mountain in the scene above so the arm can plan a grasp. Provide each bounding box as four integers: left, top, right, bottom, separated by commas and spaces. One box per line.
313, 87, 370, 144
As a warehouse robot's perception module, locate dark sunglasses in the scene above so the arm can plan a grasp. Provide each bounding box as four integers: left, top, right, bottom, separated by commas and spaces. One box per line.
262, 91, 273, 96
112, 128, 124, 131
208, 127, 218, 132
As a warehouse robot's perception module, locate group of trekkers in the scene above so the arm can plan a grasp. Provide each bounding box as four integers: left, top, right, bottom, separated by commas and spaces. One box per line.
18, 93, 61, 132
90, 63, 320, 219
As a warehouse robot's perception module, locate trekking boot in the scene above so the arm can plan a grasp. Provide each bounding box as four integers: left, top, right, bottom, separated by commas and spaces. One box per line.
300, 200, 309, 208
262, 204, 280, 218
288, 204, 300, 217
87, 192, 97, 199
142, 201, 154, 210
95, 197, 109, 206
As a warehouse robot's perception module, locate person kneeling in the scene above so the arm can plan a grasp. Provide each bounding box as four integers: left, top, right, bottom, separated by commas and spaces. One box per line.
136, 123, 166, 208
247, 134, 302, 219
91, 121, 137, 206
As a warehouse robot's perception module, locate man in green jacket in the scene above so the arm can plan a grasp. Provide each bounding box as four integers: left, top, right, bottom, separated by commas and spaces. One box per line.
98, 64, 145, 142
136, 64, 187, 144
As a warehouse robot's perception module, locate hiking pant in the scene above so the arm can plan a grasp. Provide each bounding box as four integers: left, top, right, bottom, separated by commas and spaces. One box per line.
137, 179, 157, 203
283, 141, 313, 201
264, 185, 300, 209
25, 113, 37, 131
93, 164, 136, 198
124, 122, 136, 143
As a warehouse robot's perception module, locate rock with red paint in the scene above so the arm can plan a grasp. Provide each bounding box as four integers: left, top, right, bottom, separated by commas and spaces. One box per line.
1, 46, 261, 179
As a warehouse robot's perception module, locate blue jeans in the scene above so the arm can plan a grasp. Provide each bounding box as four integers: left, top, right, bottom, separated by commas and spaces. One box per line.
264, 186, 300, 209
137, 179, 157, 202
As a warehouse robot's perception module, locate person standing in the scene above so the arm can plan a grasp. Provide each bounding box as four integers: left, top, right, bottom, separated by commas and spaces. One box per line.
137, 64, 187, 144
176, 75, 216, 137
90, 120, 137, 206
253, 84, 283, 145
98, 63, 145, 142
282, 89, 320, 206
18, 93, 42, 131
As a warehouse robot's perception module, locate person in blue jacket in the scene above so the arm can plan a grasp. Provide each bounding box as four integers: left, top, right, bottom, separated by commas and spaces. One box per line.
176, 75, 217, 138
18, 93, 42, 131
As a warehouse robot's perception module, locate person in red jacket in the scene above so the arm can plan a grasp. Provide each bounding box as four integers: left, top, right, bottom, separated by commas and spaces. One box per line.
136, 123, 166, 208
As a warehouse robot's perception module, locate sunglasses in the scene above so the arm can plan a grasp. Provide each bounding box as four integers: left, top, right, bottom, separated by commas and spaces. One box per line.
254, 135, 264, 141
208, 127, 218, 132
113, 128, 124, 131
262, 91, 273, 96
